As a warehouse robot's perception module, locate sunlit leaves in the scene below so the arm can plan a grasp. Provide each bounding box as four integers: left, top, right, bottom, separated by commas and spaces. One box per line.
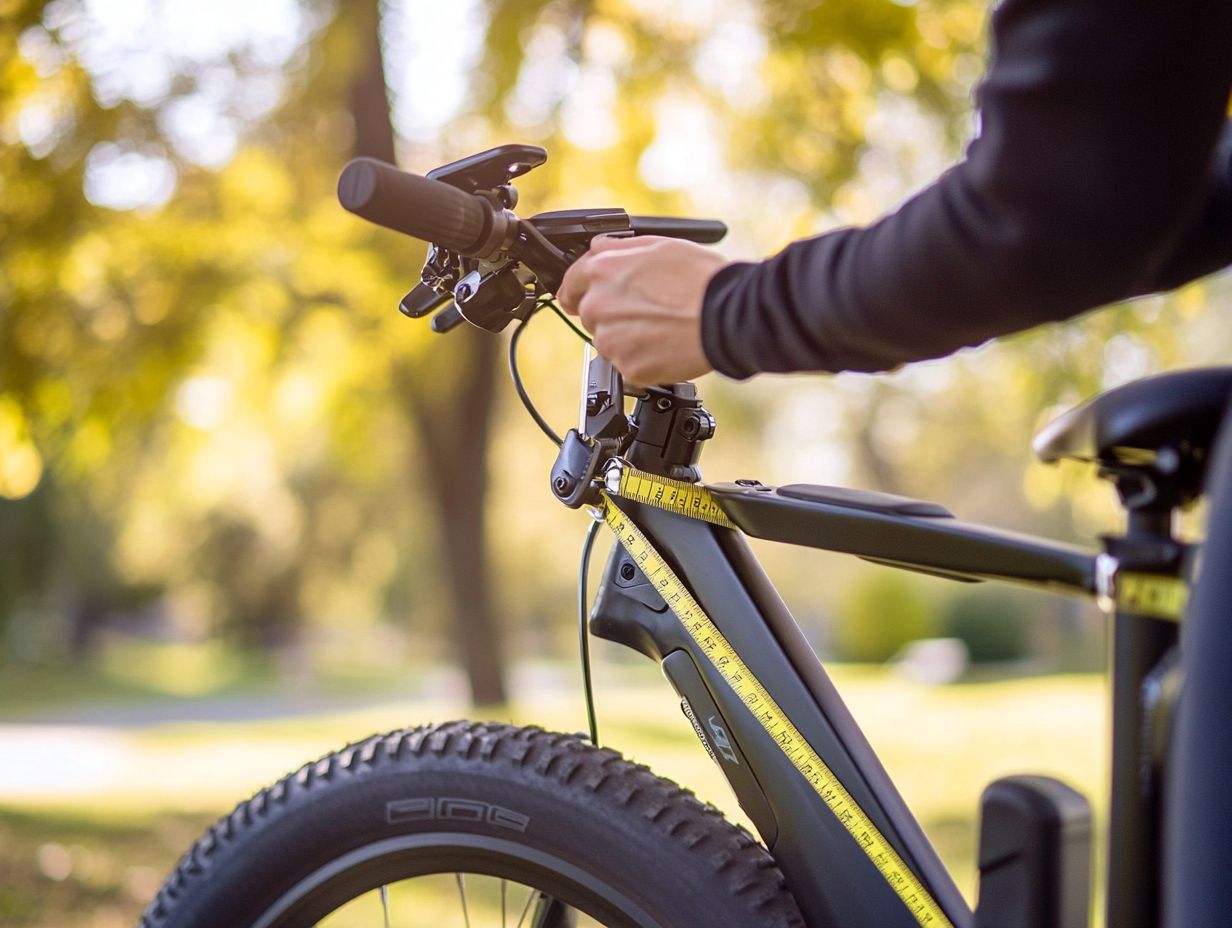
3, 0, 1228, 670
0, 396, 44, 500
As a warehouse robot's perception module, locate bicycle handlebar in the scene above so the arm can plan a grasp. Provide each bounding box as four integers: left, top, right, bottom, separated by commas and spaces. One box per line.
627, 216, 726, 244
337, 157, 491, 255
336, 149, 727, 334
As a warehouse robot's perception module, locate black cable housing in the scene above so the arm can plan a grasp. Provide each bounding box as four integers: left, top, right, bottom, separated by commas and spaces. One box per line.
509, 315, 564, 447
508, 300, 603, 747
545, 297, 592, 346
578, 517, 602, 746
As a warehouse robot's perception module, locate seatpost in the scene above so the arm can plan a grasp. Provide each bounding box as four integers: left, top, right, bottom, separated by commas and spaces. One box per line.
1101, 488, 1184, 928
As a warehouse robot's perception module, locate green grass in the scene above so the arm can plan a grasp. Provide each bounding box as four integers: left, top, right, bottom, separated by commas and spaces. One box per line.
0, 662, 1106, 925
0, 805, 214, 928
0, 649, 278, 718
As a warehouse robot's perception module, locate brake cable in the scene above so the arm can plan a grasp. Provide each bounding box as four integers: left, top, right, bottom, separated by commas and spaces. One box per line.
507, 294, 603, 744
509, 311, 564, 447
545, 298, 592, 346
578, 518, 602, 746
507, 295, 593, 448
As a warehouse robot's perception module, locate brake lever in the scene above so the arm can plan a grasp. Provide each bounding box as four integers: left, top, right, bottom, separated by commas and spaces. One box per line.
430, 304, 467, 333
400, 283, 451, 319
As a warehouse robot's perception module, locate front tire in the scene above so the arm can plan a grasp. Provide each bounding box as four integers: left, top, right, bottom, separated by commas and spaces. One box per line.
142, 721, 804, 927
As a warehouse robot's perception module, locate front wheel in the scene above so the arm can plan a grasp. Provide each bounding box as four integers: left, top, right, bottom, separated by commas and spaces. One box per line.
141, 720, 804, 927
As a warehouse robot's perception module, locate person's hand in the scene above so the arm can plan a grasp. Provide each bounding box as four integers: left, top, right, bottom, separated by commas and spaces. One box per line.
556, 234, 730, 384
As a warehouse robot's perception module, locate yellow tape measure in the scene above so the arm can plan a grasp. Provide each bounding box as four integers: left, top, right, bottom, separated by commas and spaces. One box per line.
1116, 572, 1188, 621
600, 490, 952, 928
612, 464, 738, 530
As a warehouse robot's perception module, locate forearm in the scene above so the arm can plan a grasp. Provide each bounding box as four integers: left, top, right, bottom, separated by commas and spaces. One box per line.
702, 0, 1232, 378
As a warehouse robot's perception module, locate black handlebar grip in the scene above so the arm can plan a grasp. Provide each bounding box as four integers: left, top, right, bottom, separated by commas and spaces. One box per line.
337, 157, 490, 254
628, 216, 727, 244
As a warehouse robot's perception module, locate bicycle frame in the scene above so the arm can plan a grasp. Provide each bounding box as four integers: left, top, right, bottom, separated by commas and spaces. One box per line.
139, 138, 1232, 925
334, 147, 1200, 928
584, 381, 1183, 928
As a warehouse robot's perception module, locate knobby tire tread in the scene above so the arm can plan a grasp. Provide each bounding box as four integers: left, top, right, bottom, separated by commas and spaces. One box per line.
141, 720, 804, 928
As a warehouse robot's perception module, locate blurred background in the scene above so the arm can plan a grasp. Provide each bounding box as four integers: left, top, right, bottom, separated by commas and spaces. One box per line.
2, 0, 1230, 923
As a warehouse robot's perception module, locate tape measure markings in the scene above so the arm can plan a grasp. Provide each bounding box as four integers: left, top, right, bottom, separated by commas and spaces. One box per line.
600, 493, 952, 928
603, 460, 1189, 923
615, 465, 738, 530
1116, 572, 1187, 621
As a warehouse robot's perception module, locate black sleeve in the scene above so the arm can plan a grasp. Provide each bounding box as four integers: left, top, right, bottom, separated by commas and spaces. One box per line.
701, 0, 1232, 378
1148, 122, 1232, 292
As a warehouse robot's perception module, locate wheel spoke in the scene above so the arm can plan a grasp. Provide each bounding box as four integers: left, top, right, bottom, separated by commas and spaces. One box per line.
455, 873, 472, 928
501, 879, 507, 928
379, 884, 390, 928
514, 886, 537, 928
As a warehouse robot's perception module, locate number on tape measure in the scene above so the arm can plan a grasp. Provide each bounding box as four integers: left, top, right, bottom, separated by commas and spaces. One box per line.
615, 466, 737, 529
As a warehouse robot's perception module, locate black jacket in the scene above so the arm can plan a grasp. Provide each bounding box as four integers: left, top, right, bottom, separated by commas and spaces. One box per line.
701, 0, 1232, 378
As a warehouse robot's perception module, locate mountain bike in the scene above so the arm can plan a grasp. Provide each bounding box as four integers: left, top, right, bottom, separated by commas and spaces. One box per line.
141, 144, 1217, 928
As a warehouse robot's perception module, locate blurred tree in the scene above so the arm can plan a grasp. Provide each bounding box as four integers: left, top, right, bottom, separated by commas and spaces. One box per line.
0, 0, 223, 656
345, 0, 507, 704
941, 586, 1030, 665
834, 570, 937, 663
1, 0, 517, 703
2, 0, 1222, 700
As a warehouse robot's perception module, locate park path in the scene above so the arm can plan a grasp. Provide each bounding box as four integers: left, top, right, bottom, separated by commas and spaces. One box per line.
0, 664, 584, 807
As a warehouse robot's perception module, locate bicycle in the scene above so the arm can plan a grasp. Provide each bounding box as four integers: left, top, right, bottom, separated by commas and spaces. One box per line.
141, 144, 1218, 928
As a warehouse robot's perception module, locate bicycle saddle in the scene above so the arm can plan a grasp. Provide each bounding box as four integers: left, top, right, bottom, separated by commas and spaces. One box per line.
1033, 367, 1232, 497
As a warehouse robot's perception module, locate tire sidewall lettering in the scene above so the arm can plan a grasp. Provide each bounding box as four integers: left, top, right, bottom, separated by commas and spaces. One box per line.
386, 796, 531, 833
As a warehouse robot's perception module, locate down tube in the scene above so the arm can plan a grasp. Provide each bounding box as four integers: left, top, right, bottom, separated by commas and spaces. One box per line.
629, 501, 971, 928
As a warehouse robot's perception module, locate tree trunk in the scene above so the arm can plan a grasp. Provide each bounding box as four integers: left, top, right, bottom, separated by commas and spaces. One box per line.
401, 336, 506, 705
348, 2, 396, 165
347, 0, 507, 705
850, 384, 903, 495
